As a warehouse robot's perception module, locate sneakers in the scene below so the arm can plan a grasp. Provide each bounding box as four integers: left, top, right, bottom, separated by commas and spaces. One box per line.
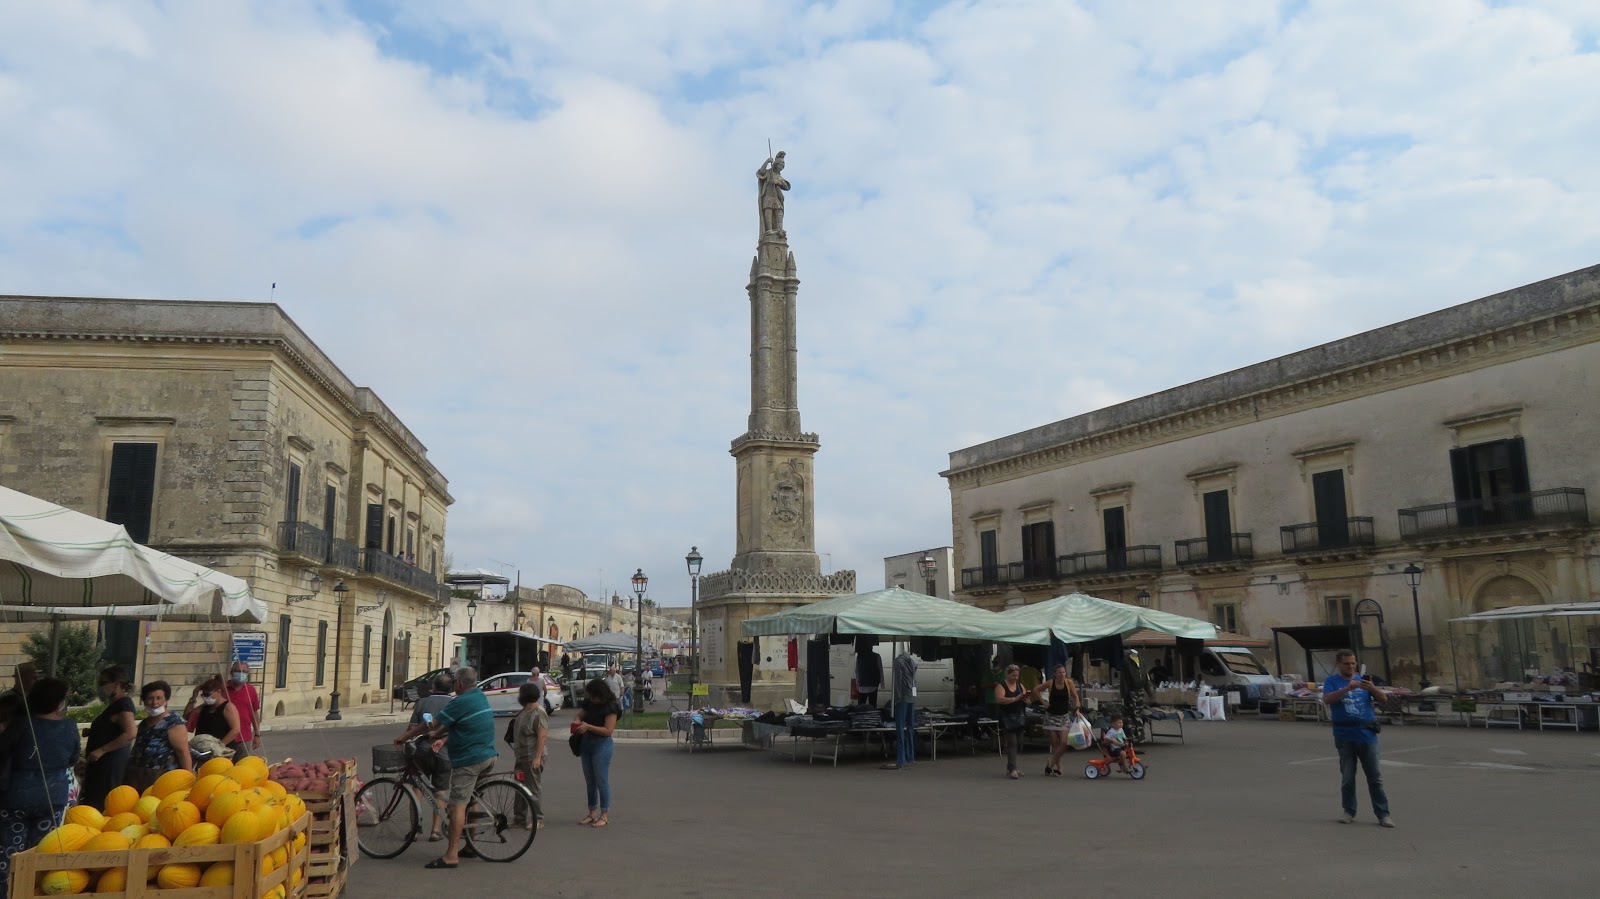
1339, 813, 1355, 824
1378, 817, 1396, 828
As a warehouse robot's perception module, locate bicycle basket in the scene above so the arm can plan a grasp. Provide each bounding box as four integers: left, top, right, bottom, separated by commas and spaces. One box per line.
371, 744, 405, 773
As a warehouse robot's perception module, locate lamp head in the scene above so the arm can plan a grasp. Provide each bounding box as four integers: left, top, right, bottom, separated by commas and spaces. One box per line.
1136, 589, 1151, 606
1403, 563, 1423, 588
632, 568, 648, 597
685, 546, 703, 577
917, 554, 937, 579
309, 572, 324, 595
332, 579, 349, 595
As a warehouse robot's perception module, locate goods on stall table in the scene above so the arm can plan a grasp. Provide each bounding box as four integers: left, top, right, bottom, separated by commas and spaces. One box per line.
269, 758, 358, 898
9, 755, 310, 899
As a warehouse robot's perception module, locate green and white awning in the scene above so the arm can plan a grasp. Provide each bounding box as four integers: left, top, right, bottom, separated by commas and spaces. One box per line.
740, 587, 1049, 643
997, 593, 1217, 643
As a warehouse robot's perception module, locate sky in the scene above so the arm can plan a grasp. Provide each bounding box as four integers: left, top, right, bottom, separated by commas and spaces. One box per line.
2, 1, 1598, 606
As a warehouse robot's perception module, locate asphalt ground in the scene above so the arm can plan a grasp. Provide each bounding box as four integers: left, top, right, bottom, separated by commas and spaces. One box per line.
267, 714, 1600, 898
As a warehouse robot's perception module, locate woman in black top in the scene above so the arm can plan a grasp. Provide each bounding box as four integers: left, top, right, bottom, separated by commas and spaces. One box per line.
188, 677, 242, 758
994, 664, 1029, 779
79, 666, 138, 809
574, 679, 620, 828
1034, 664, 1081, 777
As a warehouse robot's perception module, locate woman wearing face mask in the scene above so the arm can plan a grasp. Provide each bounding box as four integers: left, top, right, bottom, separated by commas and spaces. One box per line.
224, 663, 262, 756
187, 677, 243, 759
78, 666, 138, 809
123, 681, 191, 792
0, 678, 81, 897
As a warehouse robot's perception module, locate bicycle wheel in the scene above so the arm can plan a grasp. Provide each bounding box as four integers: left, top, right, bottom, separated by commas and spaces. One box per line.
355, 776, 419, 859
464, 779, 537, 863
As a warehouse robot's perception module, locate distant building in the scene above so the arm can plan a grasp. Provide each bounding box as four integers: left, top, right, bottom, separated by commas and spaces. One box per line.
0, 296, 452, 716
882, 547, 955, 599
942, 265, 1600, 688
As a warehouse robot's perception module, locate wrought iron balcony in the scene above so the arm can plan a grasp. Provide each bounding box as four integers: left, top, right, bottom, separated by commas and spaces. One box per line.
961, 565, 1013, 590
1398, 488, 1588, 540
1280, 517, 1376, 555
1057, 545, 1163, 578
1174, 533, 1253, 568
326, 538, 360, 571
360, 548, 442, 597
276, 521, 329, 565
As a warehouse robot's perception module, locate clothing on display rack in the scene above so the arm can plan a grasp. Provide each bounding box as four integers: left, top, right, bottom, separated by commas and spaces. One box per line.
787, 638, 799, 670
737, 641, 755, 704
855, 650, 883, 696
807, 638, 830, 705
854, 635, 880, 652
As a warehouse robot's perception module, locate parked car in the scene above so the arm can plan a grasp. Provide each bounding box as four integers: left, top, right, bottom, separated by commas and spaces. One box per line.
393, 667, 454, 702
480, 671, 563, 717
647, 659, 665, 678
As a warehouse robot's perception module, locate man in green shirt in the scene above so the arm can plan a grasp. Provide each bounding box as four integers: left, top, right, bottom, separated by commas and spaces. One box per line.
426, 666, 496, 869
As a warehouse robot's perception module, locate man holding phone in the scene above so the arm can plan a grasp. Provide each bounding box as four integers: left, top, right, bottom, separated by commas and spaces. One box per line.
1322, 650, 1394, 827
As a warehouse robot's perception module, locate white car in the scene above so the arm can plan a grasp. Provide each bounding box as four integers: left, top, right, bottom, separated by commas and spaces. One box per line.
479, 671, 564, 717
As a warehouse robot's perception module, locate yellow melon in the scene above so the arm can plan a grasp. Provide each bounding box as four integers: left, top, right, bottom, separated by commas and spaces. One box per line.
132, 795, 161, 823
94, 868, 127, 894
64, 806, 106, 831
220, 809, 260, 845
102, 812, 141, 833
206, 791, 249, 826
198, 756, 234, 779
150, 768, 196, 799
104, 785, 140, 817
157, 801, 201, 841
39, 869, 91, 895
269, 845, 288, 869
200, 862, 235, 887
229, 757, 268, 788
38, 824, 95, 854
156, 863, 201, 890
261, 780, 287, 802
291, 832, 306, 855
188, 774, 228, 810
133, 833, 171, 850
82, 832, 131, 852
118, 824, 148, 843
289, 868, 302, 890
174, 822, 221, 847
155, 790, 191, 816
260, 886, 286, 899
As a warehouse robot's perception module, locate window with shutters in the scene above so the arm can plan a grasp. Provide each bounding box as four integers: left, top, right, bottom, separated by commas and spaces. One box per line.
323, 484, 337, 538
386, 514, 397, 555
365, 503, 383, 550
1212, 603, 1239, 633
1324, 596, 1353, 626
362, 625, 372, 683
285, 462, 302, 525
1102, 506, 1128, 570
979, 529, 998, 584
105, 443, 159, 543
315, 620, 328, 685
1450, 437, 1532, 527
276, 616, 291, 689
1020, 521, 1056, 579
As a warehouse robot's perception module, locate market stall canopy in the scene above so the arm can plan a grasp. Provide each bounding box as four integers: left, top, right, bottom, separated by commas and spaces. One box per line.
997, 593, 1217, 643
740, 587, 1049, 642
565, 631, 656, 654
0, 484, 267, 623
1123, 627, 1268, 648
461, 629, 565, 646
1449, 601, 1600, 621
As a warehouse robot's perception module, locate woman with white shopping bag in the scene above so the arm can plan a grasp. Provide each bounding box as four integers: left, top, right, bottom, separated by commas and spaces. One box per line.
1034, 664, 1081, 777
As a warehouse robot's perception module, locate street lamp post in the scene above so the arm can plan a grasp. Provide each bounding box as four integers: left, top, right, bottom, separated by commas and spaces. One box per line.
467, 597, 478, 633
918, 553, 937, 596
1404, 563, 1429, 688
326, 580, 350, 720
685, 547, 702, 695
441, 613, 450, 667
631, 568, 648, 722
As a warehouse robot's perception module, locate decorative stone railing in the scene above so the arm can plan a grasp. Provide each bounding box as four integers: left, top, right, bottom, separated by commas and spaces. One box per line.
699, 568, 856, 602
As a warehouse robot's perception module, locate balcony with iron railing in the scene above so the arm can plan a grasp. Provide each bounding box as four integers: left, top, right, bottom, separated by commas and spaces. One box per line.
1174, 533, 1254, 570
1280, 517, 1376, 557
326, 538, 361, 571
276, 521, 330, 566
1398, 488, 1588, 541
1057, 545, 1163, 579
360, 548, 442, 598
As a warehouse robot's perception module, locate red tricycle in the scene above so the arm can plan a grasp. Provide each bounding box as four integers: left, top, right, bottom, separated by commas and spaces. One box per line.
1084, 744, 1146, 780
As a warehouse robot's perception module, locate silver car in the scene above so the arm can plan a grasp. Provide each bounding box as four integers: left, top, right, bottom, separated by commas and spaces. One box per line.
479, 671, 564, 717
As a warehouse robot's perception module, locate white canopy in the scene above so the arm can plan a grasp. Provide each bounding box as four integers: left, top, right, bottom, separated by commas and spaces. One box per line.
0, 484, 267, 623
1450, 601, 1600, 622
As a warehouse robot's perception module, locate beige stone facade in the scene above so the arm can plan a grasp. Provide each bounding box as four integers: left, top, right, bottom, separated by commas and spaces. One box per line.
436, 586, 689, 670
942, 265, 1600, 688
0, 296, 452, 716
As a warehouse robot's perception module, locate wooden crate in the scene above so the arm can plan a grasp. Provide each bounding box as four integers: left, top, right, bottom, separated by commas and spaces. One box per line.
300, 868, 345, 899
278, 760, 357, 882
8, 812, 309, 899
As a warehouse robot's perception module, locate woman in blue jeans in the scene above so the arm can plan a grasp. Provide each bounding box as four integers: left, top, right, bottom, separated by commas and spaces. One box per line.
575, 679, 620, 829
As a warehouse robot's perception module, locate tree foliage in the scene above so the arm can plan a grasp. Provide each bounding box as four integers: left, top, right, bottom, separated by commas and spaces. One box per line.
23, 623, 106, 705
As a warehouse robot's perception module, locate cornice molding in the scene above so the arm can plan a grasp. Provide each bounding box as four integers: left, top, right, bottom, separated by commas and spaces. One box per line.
944, 299, 1600, 489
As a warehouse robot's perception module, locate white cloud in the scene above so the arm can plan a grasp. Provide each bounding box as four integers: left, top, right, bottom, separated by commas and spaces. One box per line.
1, 0, 1597, 599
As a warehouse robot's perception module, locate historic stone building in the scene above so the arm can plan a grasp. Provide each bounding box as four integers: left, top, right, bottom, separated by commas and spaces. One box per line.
698, 152, 855, 704
439, 585, 687, 671
882, 547, 955, 599
0, 296, 451, 716
942, 264, 1600, 689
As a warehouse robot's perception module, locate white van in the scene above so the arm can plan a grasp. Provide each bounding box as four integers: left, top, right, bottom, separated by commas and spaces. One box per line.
823, 643, 955, 711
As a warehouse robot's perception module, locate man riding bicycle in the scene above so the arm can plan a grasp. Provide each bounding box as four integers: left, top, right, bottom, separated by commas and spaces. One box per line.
394, 666, 497, 869
395, 672, 455, 842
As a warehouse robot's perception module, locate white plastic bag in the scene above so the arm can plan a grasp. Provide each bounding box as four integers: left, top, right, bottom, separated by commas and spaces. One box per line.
1066, 714, 1093, 750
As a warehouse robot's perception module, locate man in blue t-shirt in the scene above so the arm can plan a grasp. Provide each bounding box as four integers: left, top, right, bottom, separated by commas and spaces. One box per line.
426, 666, 498, 868
1321, 650, 1394, 828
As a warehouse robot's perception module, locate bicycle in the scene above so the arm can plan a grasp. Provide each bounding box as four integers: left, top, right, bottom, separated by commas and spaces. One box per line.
356, 740, 537, 863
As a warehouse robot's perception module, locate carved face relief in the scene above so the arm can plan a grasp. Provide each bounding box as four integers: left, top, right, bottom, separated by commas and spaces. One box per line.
769, 458, 806, 526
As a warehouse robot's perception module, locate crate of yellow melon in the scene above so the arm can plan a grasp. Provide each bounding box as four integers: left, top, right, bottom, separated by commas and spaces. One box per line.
7, 799, 312, 899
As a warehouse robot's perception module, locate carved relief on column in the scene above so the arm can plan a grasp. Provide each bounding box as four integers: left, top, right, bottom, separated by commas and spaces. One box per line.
766, 457, 810, 548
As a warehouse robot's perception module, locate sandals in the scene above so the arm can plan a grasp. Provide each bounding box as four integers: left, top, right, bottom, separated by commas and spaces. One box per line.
590, 816, 609, 828
423, 858, 457, 869
1006, 770, 1020, 780
577, 814, 597, 826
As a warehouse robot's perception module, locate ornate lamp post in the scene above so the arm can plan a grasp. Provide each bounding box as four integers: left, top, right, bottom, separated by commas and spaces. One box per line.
441, 613, 450, 667
918, 553, 937, 596
1404, 563, 1428, 688
631, 568, 648, 720
685, 546, 703, 690
467, 597, 478, 633
1136, 588, 1151, 608
326, 580, 350, 720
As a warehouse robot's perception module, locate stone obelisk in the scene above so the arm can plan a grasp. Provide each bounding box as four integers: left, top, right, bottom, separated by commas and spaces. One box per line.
697, 150, 855, 708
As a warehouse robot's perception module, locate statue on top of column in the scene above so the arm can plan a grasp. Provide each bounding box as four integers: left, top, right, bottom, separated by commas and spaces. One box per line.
757, 150, 790, 237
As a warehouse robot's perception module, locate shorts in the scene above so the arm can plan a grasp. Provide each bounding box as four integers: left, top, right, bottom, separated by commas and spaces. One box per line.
447, 758, 494, 806
417, 746, 450, 792
1044, 714, 1072, 730
1104, 744, 1128, 758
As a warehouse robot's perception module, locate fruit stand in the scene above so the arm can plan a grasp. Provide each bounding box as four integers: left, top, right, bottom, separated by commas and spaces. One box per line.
266, 760, 357, 899
7, 756, 311, 899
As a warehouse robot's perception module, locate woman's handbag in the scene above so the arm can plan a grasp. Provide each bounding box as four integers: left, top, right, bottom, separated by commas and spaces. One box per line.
568, 719, 584, 756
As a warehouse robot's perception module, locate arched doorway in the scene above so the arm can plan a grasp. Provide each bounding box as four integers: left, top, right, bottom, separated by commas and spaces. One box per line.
1471, 575, 1547, 684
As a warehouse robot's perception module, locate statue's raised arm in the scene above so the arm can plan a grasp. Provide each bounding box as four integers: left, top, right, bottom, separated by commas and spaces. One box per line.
757, 150, 790, 237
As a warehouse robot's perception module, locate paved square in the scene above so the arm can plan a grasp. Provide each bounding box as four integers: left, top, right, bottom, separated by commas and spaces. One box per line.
270, 717, 1598, 898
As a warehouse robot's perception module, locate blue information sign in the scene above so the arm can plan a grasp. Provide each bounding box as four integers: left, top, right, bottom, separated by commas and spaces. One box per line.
232, 632, 268, 670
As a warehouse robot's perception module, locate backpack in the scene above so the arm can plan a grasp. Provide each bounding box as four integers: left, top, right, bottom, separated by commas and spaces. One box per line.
504, 711, 518, 747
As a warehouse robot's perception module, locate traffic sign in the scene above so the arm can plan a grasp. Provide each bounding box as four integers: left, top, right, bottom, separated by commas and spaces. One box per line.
231, 632, 268, 670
